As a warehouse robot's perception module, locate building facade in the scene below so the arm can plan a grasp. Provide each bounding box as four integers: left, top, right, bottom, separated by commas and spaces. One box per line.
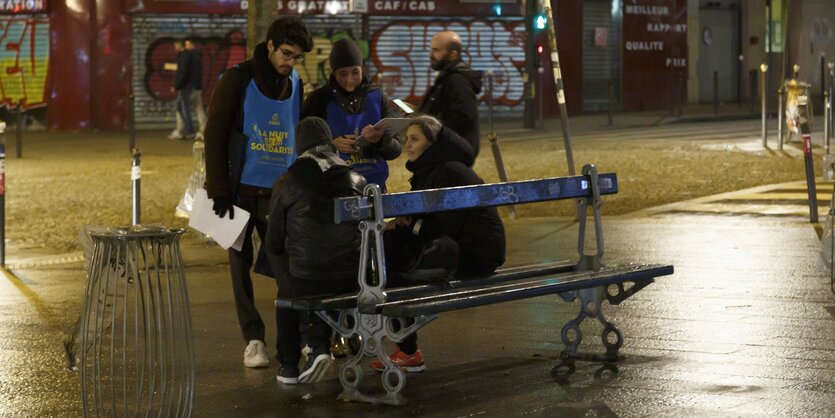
1, 0, 830, 131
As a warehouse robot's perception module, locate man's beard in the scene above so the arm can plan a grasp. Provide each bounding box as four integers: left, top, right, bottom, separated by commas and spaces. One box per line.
430, 55, 450, 71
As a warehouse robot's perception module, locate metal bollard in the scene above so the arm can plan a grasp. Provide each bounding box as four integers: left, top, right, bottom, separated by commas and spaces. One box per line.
607, 79, 614, 126
79, 225, 194, 418
778, 86, 785, 150
537, 65, 544, 129
131, 149, 141, 225
826, 90, 831, 154
16, 106, 22, 159
713, 71, 719, 115
761, 64, 768, 147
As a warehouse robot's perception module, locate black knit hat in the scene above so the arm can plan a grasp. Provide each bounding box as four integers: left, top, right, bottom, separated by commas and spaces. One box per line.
295, 116, 333, 155
329, 38, 362, 71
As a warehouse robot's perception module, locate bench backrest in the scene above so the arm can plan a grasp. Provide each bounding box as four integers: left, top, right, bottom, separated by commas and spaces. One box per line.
333, 172, 618, 223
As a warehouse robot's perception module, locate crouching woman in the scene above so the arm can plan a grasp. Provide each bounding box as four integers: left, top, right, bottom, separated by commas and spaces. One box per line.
373, 114, 506, 372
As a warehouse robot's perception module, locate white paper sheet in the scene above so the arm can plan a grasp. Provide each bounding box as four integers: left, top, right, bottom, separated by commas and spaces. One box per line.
356, 118, 412, 146
188, 189, 250, 251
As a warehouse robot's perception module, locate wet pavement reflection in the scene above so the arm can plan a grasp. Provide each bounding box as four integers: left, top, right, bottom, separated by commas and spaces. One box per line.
1, 212, 834, 416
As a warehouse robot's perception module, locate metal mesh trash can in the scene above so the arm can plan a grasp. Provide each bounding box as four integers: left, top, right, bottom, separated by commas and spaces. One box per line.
79, 225, 194, 417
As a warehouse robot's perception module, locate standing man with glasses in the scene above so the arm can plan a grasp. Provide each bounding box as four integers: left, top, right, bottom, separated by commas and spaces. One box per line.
204, 16, 312, 370
419, 31, 482, 161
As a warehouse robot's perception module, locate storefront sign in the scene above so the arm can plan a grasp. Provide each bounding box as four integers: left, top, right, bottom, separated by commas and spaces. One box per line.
622, 0, 687, 110
274, 0, 521, 16
0, 0, 46, 14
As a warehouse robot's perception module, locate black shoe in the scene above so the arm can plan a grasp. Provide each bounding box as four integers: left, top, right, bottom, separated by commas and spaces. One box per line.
298, 353, 333, 384
276, 365, 299, 385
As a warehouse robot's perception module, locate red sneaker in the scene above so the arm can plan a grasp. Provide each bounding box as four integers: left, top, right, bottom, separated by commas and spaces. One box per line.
370, 348, 426, 373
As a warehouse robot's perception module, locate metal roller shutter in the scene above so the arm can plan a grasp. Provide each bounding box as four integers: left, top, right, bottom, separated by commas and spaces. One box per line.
582, 0, 621, 112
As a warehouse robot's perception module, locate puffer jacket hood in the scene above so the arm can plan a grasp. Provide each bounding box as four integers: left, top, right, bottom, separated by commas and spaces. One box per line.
438, 59, 483, 95
406, 126, 474, 176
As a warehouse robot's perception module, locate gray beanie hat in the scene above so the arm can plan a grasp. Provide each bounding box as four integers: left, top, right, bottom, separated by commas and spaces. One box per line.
295, 116, 333, 155
329, 38, 362, 71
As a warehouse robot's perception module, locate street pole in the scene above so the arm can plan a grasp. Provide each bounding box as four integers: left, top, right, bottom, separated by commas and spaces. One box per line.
713, 71, 719, 115
523, 0, 537, 129
0, 121, 6, 267
829, 62, 834, 140
543, 3, 576, 175
766, 0, 773, 102
825, 89, 830, 155
761, 64, 768, 148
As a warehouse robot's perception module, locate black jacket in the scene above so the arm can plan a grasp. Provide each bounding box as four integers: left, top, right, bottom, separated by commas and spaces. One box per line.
302, 76, 401, 160
406, 127, 505, 275
204, 42, 304, 199
419, 59, 483, 160
174, 50, 202, 90
266, 147, 367, 281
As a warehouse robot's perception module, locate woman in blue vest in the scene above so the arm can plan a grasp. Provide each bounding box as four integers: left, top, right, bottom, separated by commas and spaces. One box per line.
301, 37, 401, 192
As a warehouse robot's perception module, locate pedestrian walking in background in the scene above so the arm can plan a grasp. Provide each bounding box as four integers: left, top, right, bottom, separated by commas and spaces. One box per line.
302, 37, 401, 192
203, 16, 312, 370
419, 31, 482, 161
184, 37, 208, 139
169, 39, 197, 140
265, 116, 365, 385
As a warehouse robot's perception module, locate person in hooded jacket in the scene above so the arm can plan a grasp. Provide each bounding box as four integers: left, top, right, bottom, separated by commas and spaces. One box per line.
204, 16, 312, 370
419, 31, 483, 161
302, 37, 401, 192
370, 114, 506, 373
265, 116, 366, 385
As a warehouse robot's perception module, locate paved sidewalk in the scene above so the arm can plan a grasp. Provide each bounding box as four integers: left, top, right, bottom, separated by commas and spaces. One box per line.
1, 106, 834, 416
1, 211, 834, 417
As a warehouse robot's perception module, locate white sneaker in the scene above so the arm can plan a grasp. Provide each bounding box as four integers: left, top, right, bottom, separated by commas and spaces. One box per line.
244, 340, 269, 368
167, 131, 184, 140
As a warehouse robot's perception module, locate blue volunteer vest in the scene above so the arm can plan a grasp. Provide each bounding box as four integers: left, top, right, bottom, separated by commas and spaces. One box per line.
240, 70, 301, 189
326, 89, 390, 191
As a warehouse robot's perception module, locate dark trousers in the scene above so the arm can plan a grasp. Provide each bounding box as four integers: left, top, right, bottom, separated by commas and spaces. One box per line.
176, 87, 195, 135
228, 195, 272, 344
383, 228, 460, 355
275, 275, 357, 368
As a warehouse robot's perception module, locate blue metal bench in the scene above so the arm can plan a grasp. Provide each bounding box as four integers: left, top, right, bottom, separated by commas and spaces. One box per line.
276, 164, 674, 405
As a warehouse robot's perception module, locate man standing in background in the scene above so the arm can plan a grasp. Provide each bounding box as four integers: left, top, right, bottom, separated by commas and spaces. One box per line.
419, 31, 482, 161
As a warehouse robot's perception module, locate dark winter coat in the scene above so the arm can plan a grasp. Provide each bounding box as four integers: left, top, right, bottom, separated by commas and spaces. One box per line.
204, 42, 304, 199
301, 75, 401, 160
266, 147, 367, 281
419, 59, 483, 159
174, 50, 202, 90
406, 127, 505, 275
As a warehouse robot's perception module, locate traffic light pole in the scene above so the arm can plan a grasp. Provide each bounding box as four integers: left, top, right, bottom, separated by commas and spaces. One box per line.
523, 0, 537, 129
544, 3, 576, 176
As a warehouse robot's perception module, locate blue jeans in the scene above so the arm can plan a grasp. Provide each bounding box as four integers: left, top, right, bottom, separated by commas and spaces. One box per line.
176, 87, 195, 135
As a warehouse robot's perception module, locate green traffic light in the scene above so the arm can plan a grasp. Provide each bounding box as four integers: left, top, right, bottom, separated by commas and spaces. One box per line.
535, 14, 547, 30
